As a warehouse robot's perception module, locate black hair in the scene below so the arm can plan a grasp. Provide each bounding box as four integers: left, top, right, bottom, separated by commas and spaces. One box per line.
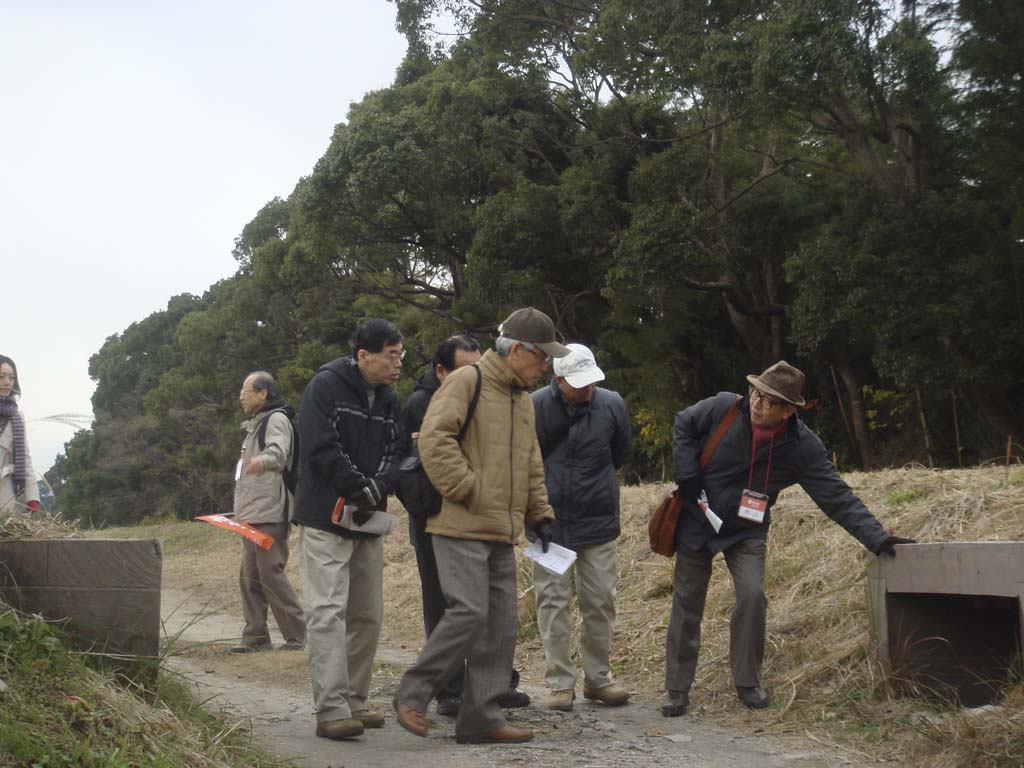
352, 318, 403, 357
432, 335, 481, 373
247, 371, 278, 398
0, 355, 21, 398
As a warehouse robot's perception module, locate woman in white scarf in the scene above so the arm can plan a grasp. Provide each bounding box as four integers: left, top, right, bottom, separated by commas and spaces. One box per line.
0, 355, 40, 515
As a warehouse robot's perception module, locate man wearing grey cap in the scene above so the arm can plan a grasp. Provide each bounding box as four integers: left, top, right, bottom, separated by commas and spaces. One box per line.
663, 361, 915, 716
394, 307, 568, 745
531, 343, 633, 712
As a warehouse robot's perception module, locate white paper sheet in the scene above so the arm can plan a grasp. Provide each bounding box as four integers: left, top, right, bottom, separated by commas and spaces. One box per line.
698, 490, 723, 533
524, 541, 577, 575
339, 505, 397, 535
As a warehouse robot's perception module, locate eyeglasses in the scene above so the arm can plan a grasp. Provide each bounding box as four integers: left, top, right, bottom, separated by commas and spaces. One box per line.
0, 374, 15, 382
749, 387, 781, 409
522, 344, 549, 363
374, 349, 406, 362
239, 387, 260, 396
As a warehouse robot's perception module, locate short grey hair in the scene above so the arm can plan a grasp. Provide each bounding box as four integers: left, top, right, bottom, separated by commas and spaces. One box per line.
494, 337, 538, 357
247, 370, 277, 398
494, 336, 517, 356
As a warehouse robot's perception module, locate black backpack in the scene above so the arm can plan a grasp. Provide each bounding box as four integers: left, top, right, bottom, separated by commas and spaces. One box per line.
396, 365, 481, 520
255, 407, 300, 515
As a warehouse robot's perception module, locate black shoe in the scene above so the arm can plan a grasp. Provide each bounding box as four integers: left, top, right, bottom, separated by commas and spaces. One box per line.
496, 688, 531, 708
661, 690, 688, 717
436, 696, 462, 716
736, 685, 770, 709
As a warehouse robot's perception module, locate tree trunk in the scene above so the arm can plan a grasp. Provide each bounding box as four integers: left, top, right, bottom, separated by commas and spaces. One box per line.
834, 359, 874, 469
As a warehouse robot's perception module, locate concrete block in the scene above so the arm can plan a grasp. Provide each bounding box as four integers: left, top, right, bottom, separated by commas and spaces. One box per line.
0, 538, 162, 684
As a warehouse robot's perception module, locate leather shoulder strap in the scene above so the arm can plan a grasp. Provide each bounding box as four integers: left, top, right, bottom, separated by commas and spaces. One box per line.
699, 395, 742, 471
455, 364, 483, 443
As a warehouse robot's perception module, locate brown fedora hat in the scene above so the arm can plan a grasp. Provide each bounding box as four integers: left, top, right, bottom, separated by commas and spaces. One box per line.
746, 360, 806, 406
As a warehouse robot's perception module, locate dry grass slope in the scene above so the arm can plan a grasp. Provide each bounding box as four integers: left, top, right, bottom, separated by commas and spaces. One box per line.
23, 465, 1024, 768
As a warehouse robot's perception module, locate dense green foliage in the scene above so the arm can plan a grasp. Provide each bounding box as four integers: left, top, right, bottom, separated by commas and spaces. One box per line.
48, 0, 1024, 525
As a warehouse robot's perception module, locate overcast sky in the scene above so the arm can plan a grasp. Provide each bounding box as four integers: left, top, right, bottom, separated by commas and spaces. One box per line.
2, 1, 409, 475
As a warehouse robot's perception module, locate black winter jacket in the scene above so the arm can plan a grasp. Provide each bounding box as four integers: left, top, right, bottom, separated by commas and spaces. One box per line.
673, 392, 890, 554
399, 367, 441, 546
532, 382, 632, 549
292, 357, 403, 538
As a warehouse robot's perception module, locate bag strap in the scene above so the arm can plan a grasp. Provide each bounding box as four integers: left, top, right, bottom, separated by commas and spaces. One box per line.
455, 364, 482, 444
699, 395, 742, 471
255, 410, 296, 522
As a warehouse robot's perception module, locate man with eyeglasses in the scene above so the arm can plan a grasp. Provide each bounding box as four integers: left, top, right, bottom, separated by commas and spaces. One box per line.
394, 307, 568, 745
229, 371, 306, 655
292, 318, 406, 740
662, 361, 914, 717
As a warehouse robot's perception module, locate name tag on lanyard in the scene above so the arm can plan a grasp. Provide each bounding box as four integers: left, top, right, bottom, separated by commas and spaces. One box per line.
737, 489, 768, 523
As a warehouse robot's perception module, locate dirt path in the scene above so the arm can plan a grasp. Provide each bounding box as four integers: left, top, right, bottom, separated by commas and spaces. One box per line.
161, 586, 880, 768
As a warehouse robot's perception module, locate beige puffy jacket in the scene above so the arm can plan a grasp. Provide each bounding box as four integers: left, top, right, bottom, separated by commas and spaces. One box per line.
421, 350, 554, 543
233, 409, 293, 525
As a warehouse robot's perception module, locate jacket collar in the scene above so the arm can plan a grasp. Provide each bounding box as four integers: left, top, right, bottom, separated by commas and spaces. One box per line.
740, 395, 800, 444
478, 349, 522, 389
320, 355, 391, 404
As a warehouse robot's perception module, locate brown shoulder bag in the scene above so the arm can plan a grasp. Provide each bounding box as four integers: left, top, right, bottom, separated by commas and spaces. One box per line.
648, 396, 742, 556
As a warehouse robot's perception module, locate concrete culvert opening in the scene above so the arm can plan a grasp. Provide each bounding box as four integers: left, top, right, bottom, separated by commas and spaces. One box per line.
886, 592, 1023, 706
869, 542, 1024, 708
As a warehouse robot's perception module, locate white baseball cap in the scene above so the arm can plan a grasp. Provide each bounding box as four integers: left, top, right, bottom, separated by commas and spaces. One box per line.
553, 343, 605, 389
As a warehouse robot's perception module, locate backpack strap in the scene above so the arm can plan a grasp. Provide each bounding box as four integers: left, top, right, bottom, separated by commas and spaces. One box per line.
255, 409, 296, 522
455, 364, 482, 444
699, 395, 742, 471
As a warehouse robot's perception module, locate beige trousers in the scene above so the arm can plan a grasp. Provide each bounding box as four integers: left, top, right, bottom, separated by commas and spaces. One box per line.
299, 526, 383, 723
239, 521, 306, 646
533, 539, 618, 691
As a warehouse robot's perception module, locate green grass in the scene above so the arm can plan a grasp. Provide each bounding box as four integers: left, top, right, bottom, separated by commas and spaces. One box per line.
886, 486, 928, 506
0, 604, 294, 768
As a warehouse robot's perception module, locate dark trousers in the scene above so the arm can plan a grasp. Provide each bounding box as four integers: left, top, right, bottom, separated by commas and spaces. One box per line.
665, 538, 767, 692
412, 525, 465, 698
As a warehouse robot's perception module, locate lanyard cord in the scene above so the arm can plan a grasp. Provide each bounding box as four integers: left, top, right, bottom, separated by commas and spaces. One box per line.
747, 434, 775, 494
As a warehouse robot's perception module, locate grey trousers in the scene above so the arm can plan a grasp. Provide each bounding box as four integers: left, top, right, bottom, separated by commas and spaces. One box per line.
299, 527, 384, 723
397, 535, 517, 737
665, 538, 767, 692
239, 521, 306, 646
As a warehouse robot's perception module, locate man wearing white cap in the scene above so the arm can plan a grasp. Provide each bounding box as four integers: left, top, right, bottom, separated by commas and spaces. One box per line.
531, 343, 633, 711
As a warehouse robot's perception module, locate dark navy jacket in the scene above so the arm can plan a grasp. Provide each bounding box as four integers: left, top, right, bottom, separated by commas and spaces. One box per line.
672, 391, 889, 554
292, 357, 403, 539
532, 381, 632, 549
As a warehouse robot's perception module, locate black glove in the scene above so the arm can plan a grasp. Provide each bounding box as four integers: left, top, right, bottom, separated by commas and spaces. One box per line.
351, 505, 374, 526
351, 478, 386, 508
875, 535, 916, 558
533, 519, 554, 553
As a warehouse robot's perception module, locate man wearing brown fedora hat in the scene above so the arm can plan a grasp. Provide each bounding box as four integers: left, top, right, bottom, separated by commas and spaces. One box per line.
394, 307, 568, 745
662, 360, 915, 716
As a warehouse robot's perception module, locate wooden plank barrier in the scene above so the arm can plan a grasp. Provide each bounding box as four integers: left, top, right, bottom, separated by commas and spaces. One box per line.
0, 538, 162, 684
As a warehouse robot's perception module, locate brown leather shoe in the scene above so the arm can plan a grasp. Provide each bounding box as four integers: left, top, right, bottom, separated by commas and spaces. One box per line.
315, 718, 364, 739
394, 703, 429, 737
583, 683, 630, 706
351, 709, 385, 728
544, 688, 575, 711
456, 724, 534, 744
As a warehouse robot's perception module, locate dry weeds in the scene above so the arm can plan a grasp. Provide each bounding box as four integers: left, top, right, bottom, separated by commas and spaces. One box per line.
81, 465, 1024, 767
